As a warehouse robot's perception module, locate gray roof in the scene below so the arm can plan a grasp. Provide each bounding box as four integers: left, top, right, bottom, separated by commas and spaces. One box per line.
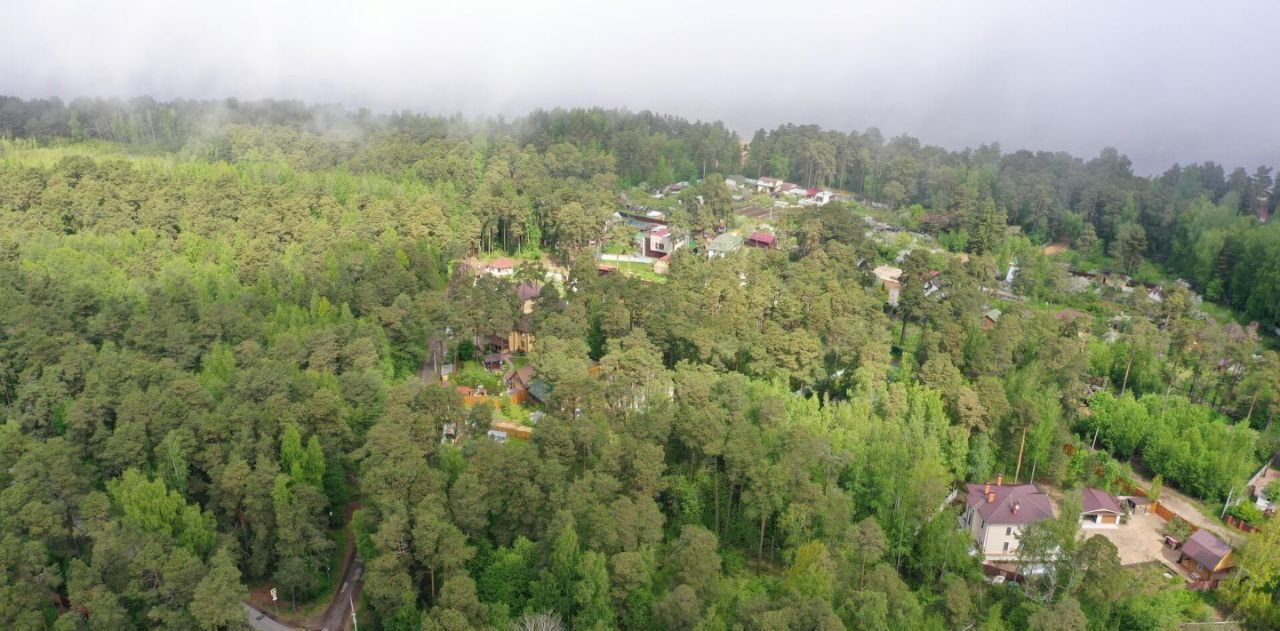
709, 233, 743, 252
966, 483, 1055, 525
1181, 529, 1232, 570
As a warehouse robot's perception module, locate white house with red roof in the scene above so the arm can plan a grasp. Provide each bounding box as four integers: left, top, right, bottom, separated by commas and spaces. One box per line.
485, 257, 516, 277
960, 477, 1056, 561
645, 226, 687, 258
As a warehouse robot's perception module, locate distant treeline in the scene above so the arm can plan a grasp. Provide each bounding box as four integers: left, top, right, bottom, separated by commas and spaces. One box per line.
3, 95, 1279, 326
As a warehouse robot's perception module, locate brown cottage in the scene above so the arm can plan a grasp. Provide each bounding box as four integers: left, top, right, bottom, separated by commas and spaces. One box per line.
1178, 530, 1236, 580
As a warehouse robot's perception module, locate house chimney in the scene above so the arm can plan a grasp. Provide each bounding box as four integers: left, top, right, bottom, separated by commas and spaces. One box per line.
996, 474, 1004, 486
1012, 501, 1020, 514
987, 492, 996, 504
983, 482, 992, 495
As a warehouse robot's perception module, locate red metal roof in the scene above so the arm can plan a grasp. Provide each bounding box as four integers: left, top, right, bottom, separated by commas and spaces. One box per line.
965, 483, 1055, 525
489, 257, 515, 269
1081, 487, 1123, 515
515, 282, 542, 301
748, 231, 776, 244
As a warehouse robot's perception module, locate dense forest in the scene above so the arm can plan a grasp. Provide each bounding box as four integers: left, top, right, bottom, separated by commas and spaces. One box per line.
1, 96, 1279, 631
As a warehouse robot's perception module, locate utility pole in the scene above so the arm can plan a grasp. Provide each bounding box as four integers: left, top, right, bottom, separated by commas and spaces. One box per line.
1220, 486, 1234, 520
1013, 426, 1027, 483
350, 594, 358, 631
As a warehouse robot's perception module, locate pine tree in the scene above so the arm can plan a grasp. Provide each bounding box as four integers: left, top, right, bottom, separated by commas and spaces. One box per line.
294, 435, 325, 490
190, 547, 247, 630
572, 551, 613, 631
531, 522, 581, 620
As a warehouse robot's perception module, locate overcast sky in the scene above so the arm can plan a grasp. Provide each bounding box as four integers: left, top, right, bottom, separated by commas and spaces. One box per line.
3, 0, 1277, 173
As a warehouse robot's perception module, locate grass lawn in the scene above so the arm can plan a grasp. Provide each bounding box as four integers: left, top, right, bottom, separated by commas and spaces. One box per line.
614, 260, 667, 283
456, 360, 503, 393
603, 241, 635, 255
497, 399, 532, 423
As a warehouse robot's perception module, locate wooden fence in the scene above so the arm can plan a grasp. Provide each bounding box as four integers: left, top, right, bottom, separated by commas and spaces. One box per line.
1113, 477, 1148, 498
1151, 501, 1200, 536
1224, 515, 1259, 533
982, 563, 1026, 584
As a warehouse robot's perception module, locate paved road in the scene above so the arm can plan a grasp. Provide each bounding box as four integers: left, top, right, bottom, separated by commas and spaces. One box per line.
420, 336, 444, 383
316, 560, 363, 631
243, 511, 363, 631
243, 603, 293, 631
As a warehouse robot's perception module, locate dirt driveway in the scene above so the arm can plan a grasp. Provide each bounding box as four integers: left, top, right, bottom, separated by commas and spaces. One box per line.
1129, 472, 1241, 546
1083, 512, 1175, 566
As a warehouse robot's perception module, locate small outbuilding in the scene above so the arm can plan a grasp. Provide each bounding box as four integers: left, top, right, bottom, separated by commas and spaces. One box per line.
707, 233, 744, 258
981, 309, 1002, 330
1178, 530, 1236, 581
745, 231, 777, 249
1121, 495, 1150, 515
483, 353, 507, 371
873, 265, 903, 307
1080, 487, 1124, 528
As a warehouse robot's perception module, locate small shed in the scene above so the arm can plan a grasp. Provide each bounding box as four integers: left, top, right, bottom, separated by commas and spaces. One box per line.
483, 353, 506, 371
873, 265, 904, 307
707, 233, 743, 258
982, 309, 1002, 330
506, 365, 535, 390
1121, 495, 1150, 515
745, 231, 777, 249
1080, 487, 1123, 528
1178, 530, 1236, 581
527, 379, 549, 404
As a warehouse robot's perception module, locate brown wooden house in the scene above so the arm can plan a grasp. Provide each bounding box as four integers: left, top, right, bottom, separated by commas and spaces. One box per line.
1178, 529, 1236, 581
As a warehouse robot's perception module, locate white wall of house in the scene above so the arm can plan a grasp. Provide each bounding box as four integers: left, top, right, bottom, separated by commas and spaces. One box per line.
1255, 493, 1276, 511
979, 521, 1026, 560
648, 232, 685, 254
963, 506, 1025, 560
1080, 513, 1120, 529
